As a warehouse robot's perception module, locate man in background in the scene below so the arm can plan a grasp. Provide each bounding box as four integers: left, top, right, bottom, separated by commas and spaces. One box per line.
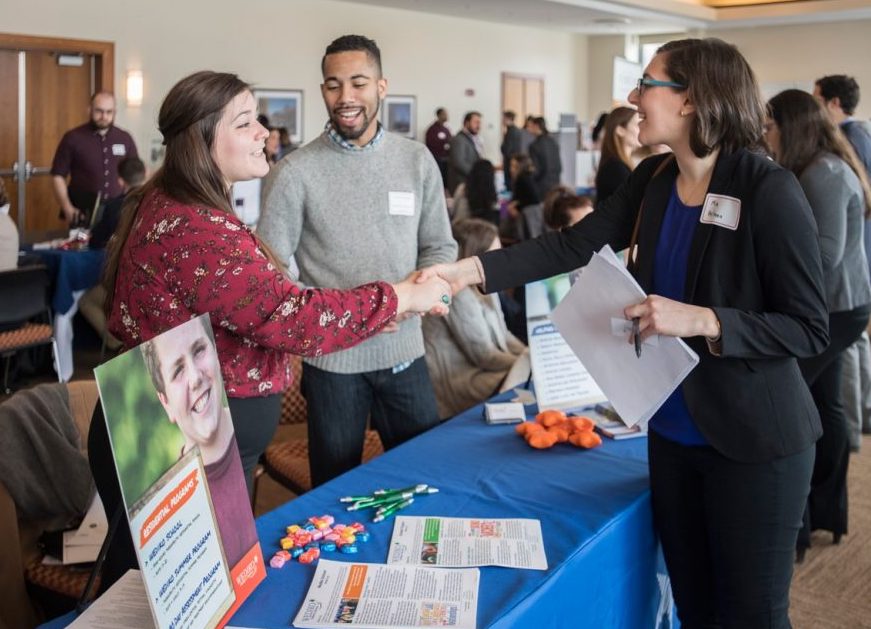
815, 74, 871, 445
528, 116, 562, 198
425, 107, 451, 186
260, 34, 456, 487
447, 111, 482, 194
500, 111, 522, 191
50, 92, 138, 226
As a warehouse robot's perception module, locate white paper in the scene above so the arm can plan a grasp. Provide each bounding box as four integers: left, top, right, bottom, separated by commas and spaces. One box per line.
484, 402, 526, 424
386, 516, 547, 570
550, 245, 699, 426
292, 560, 479, 629
69, 570, 155, 628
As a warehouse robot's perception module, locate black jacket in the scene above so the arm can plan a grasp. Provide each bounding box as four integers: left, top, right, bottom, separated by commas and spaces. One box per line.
481, 150, 828, 462
528, 134, 562, 198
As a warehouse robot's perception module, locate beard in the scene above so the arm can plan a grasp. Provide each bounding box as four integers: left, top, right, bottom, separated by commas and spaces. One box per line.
331, 99, 380, 141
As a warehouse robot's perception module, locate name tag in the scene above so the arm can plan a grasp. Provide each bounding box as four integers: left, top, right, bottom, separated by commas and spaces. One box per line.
388, 191, 415, 216
111, 143, 127, 156
700, 194, 741, 230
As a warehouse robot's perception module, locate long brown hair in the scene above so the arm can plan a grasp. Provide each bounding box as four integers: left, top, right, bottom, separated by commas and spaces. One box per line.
658, 38, 766, 158
103, 71, 281, 312
599, 106, 638, 170
768, 89, 871, 218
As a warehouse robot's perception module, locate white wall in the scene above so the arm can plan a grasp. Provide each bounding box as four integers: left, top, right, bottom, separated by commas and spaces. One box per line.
4, 0, 586, 166
705, 20, 871, 119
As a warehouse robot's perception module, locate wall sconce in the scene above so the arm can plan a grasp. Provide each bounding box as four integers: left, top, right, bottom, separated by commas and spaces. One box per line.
126, 70, 143, 107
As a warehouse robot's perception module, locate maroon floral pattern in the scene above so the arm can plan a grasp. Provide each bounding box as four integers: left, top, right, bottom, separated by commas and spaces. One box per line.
108, 190, 397, 397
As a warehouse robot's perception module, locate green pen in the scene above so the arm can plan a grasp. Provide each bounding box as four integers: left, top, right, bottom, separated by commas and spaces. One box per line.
346, 491, 414, 511
373, 497, 414, 522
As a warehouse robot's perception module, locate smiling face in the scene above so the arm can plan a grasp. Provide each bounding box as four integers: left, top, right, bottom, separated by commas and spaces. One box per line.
321, 50, 387, 146
617, 113, 642, 152
211, 90, 270, 186
628, 53, 691, 151
153, 322, 223, 450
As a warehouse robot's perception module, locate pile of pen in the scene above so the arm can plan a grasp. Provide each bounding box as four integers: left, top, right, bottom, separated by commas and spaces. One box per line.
339, 483, 439, 523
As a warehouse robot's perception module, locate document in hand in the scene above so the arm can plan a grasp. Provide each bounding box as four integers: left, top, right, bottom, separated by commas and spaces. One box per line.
549, 245, 699, 426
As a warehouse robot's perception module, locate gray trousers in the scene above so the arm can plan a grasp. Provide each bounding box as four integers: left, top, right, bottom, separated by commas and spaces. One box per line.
840, 330, 871, 450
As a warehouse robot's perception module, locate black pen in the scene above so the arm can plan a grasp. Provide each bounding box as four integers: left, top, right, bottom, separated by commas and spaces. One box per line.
632, 317, 642, 358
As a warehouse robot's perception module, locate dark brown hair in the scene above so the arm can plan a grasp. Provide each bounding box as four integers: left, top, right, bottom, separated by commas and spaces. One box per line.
452, 218, 499, 259
599, 106, 638, 170
657, 38, 766, 157
510, 153, 534, 176
543, 186, 593, 230
465, 159, 498, 217
768, 89, 871, 218
102, 71, 280, 312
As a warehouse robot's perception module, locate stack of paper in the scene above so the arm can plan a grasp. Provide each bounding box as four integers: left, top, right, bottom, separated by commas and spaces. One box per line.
550, 246, 699, 427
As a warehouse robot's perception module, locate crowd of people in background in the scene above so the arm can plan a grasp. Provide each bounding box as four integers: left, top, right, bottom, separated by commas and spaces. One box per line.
22, 31, 871, 626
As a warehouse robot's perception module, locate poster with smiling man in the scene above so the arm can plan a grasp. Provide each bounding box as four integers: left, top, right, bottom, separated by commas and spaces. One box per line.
95, 314, 265, 629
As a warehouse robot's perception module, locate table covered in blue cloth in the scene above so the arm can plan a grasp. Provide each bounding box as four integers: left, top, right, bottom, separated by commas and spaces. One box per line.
230, 394, 672, 629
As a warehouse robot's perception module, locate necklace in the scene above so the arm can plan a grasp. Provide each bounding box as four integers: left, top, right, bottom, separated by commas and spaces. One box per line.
676, 170, 713, 206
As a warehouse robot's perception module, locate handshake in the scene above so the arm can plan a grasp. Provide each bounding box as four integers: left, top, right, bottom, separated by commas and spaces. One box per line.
390, 257, 485, 320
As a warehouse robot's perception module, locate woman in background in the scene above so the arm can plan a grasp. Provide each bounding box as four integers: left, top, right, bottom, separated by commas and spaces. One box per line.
452, 159, 500, 225
542, 186, 594, 231
594, 106, 641, 206
767, 88, 871, 559
423, 218, 527, 419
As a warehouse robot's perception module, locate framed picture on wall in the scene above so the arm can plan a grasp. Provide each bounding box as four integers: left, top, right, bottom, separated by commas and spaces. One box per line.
381, 95, 416, 139
254, 89, 303, 144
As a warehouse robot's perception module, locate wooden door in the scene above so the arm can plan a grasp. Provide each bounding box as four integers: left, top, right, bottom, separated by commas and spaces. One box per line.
0, 33, 113, 242
501, 73, 545, 123
0, 51, 20, 225
25, 50, 92, 235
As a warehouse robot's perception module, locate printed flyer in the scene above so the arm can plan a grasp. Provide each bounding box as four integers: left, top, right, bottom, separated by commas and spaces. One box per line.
386, 517, 548, 570
525, 273, 607, 411
95, 315, 266, 628
293, 560, 479, 629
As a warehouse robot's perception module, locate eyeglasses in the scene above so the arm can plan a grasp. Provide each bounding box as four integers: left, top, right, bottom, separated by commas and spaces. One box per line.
635, 77, 686, 95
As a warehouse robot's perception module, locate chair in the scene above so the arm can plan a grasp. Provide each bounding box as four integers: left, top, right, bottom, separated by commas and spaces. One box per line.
0, 381, 99, 627
260, 356, 385, 496
0, 266, 58, 393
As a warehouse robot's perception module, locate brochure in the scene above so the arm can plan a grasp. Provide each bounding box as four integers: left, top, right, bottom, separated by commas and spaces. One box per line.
94, 315, 265, 628
386, 516, 547, 570
293, 560, 479, 629
525, 273, 607, 411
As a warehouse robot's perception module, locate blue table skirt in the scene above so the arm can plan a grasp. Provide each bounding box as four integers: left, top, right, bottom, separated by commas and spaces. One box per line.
32, 249, 105, 314
231, 394, 667, 628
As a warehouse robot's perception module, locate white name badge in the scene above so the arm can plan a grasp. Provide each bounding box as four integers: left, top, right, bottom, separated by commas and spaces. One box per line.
388, 191, 415, 216
700, 194, 741, 230
111, 143, 127, 156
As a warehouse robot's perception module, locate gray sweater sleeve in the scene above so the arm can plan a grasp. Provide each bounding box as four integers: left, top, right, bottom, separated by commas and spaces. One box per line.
800, 154, 849, 274
259, 158, 305, 267
417, 151, 458, 268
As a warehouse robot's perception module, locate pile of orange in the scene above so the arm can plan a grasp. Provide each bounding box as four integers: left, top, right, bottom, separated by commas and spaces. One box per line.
515, 409, 602, 450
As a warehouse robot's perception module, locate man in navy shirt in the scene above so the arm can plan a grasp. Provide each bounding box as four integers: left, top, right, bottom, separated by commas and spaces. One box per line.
50, 92, 138, 226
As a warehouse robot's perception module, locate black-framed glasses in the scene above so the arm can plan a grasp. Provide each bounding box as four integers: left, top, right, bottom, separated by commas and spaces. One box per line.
635, 77, 686, 95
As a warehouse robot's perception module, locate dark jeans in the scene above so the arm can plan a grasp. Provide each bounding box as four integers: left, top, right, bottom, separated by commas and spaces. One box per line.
649, 431, 813, 629
797, 304, 871, 545
301, 357, 440, 487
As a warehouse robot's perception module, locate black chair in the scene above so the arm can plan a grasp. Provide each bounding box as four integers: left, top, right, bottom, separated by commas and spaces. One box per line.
0, 265, 58, 393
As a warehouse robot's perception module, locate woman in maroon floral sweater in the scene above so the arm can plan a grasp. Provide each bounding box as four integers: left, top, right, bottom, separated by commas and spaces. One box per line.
98, 71, 450, 486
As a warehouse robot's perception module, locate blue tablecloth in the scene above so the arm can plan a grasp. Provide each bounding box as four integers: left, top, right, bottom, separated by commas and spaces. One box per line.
32, 249, 105, 315
40, 394, 672, 628
231, 394, 669, 628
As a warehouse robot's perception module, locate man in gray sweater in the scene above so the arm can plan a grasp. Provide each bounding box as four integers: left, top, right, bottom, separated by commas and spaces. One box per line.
260, 34, 457, 487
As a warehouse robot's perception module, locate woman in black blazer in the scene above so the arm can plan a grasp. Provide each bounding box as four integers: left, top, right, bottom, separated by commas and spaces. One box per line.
422, 39, 828, 628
